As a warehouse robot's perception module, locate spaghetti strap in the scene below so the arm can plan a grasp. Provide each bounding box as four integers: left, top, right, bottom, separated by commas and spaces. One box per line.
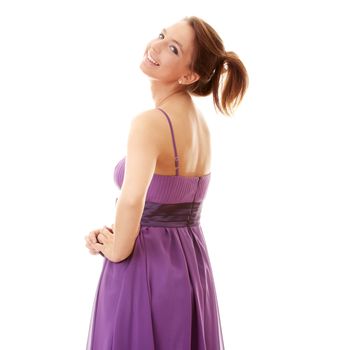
157, 108, 180, 176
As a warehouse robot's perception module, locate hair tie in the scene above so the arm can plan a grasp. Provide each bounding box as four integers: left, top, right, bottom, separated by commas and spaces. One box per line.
207, 54, 225, 82
207, 68, 216, 82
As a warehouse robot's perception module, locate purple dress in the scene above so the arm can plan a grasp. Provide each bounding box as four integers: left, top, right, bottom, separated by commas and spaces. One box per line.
86, 108, 225, 349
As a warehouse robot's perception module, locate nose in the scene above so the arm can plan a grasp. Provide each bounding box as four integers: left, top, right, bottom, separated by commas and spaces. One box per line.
149, 44, 158, 55
150, 38, 163, 53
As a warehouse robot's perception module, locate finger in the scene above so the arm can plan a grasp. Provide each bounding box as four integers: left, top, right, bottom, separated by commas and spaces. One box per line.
86, 237, 100, 249
99, 229, 109, 240
90, 234, 99, 244
89, 230, 99, 239
92, 242, 104, 252
95, 232, 104, 244
89, 231, 100, 243
88, 235, 96, 244
101, 227, 113, 236
85, 241, 98, 252
87, 236, 95, 246
89, 229, 100, 236
85, 235, 95, 245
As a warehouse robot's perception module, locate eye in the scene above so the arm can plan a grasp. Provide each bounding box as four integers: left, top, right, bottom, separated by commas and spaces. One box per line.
170, 46, 178, 55
158, 33, 165, 39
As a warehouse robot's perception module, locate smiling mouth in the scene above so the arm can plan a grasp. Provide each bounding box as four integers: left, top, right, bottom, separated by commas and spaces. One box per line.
146, 51, 160, 66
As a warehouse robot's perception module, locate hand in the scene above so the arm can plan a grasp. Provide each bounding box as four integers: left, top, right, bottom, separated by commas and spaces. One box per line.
85, 227, 102, 255
88, 225, 119, 263
84, 224, 114, 255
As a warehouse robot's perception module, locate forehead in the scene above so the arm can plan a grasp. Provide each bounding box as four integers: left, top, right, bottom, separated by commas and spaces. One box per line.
165, 21, 195, 51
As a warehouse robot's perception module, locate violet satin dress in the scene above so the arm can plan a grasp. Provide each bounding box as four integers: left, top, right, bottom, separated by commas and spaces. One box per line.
86, 108, 225, 349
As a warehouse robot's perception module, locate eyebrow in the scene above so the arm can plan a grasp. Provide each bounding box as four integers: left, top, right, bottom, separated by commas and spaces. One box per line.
162, 28, 184, 50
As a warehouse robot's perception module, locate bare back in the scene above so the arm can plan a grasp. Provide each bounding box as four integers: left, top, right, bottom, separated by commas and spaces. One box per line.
154, 102, 211, 177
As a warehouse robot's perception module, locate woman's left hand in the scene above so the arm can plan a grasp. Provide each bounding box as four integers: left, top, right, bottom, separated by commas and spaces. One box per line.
92, 225, 120, 263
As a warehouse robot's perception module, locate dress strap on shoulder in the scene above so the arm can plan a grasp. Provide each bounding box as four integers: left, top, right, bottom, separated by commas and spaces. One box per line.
157, 107, 179, 176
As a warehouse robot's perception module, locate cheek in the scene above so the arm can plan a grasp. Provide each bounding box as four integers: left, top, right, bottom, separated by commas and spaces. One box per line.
161, 53, 182, 69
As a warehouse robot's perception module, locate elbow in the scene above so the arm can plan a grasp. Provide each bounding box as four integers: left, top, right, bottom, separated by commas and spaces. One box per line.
115, 256, 129, 263
114, 246, 135, 263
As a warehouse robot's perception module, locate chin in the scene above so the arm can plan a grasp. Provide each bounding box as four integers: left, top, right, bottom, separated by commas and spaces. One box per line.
139, 62, 157, 79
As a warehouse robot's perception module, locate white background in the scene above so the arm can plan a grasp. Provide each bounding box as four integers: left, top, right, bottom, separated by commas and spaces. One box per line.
1, 0, 349, 349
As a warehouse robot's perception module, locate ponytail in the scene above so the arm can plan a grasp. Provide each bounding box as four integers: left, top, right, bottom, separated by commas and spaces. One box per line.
184, 16, 249, 116
212, 51, 249, 115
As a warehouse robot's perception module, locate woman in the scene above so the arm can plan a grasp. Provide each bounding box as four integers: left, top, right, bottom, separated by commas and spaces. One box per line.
85, 16, 248, 349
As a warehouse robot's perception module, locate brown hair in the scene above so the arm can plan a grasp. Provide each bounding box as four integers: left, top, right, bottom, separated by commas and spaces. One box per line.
184, 16, 249, 116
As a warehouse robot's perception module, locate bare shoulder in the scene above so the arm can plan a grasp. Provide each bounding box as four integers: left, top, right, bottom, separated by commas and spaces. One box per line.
130, 109, 165, 131
128, 109, 166, 148
132, 108, 161, 121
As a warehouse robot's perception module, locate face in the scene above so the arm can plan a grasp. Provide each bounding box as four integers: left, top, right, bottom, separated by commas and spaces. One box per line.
140, 20, 199, 85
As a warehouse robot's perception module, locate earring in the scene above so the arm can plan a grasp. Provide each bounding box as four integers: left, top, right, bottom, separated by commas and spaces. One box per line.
178, 79, 182, 84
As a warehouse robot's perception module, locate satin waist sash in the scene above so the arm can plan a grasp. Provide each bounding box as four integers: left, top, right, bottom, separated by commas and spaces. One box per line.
140, 201, 203, 227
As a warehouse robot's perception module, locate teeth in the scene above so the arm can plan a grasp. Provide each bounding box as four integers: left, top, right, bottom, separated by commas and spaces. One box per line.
147, 52, 159, 66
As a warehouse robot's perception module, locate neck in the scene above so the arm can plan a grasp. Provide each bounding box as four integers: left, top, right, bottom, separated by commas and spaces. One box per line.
150, 80, 189, 108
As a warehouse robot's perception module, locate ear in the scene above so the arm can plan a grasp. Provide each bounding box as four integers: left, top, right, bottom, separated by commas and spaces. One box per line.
179, 70, 200, 85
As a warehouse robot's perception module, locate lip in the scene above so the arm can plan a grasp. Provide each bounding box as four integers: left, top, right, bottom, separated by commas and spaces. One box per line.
145, 50, 160, 66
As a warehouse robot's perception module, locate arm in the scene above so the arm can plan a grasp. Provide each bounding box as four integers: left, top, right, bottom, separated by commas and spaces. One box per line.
111, 110, 161, 262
